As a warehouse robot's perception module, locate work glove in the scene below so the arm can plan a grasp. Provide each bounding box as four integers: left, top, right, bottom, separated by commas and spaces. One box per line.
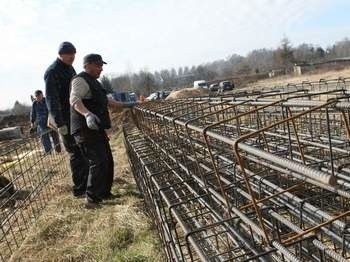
58, 125, 69, 136
85, 112, 101, 130
29, 127, 37, 135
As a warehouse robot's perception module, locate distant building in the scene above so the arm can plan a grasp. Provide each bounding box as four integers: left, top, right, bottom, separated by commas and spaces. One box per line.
268, 69, 286, 78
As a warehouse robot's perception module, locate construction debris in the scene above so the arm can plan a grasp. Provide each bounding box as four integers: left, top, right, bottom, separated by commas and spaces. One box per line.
0, 127, 24, 141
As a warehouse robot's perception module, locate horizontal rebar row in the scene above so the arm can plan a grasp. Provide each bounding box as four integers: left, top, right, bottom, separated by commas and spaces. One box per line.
124, 78, 350, 261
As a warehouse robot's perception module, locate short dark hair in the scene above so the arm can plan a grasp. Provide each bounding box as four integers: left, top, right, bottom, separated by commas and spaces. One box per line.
58, 42, 76, 55
34, 90, 43, 96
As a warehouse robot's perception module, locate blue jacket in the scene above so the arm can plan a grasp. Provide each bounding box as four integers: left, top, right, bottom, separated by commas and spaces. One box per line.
44, 58, 76, 128
30, 98, 49, 128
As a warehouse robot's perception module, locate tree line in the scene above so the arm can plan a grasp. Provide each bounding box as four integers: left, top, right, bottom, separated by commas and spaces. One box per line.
102, 37, 350, 95
4, 37, 350, 117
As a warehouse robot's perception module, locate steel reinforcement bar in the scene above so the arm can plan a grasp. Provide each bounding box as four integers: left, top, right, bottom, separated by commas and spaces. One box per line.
124, 81, 350, 261
0, 131, 69, 261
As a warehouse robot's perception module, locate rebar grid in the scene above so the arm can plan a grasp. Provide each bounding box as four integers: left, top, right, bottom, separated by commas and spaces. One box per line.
124, 78, 350, 261
0, 131, 68, 261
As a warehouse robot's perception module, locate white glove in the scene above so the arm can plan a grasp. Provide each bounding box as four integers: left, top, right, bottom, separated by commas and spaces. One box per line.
58, 125, 68, 135
85, 112, 100, 130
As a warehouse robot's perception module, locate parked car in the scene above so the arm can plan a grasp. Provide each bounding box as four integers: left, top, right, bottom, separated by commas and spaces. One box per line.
194, 80, 208, 88
209, 83, 219, 92
146, 90, 170, 101
129, 92, 137, 102
146, 92, 158, 101
159, 90, 170, 99
111, 92, 136, 102
219, 81, 234, 91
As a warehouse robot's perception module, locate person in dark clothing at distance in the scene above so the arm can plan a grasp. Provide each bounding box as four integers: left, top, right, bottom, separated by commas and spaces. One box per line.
44, 42, 88, 197
70, 54, 135, 209
30, 90, 61, 153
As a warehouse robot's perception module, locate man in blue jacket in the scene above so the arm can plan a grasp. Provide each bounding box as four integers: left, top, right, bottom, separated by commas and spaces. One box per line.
44, 42, 88, 197
30, 90, 61, 153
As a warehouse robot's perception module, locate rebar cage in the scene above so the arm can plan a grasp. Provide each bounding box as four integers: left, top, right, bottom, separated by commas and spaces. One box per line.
124, 78, 350, 261
0, 131, 68, 261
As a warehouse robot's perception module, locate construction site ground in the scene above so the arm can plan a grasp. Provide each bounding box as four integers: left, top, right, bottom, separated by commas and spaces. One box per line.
3, 66, 350, 261
9, 130, 165, 262
244, 67, 350, 90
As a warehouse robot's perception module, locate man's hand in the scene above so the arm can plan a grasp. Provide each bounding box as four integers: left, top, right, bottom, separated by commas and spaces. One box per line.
29, 126, 36, 135
85, 112, 100, 130
107, 97, 123, 111
29, 122, 37, 134
58, 125, 69, 135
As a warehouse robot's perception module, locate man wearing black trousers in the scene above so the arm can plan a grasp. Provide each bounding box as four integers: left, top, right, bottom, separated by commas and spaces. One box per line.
44, 42, 88, 197
70, 54, 133, 209
70, 54, 117, 208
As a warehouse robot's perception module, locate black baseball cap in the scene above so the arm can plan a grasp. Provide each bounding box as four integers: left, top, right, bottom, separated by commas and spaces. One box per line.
83, 54, 107, 65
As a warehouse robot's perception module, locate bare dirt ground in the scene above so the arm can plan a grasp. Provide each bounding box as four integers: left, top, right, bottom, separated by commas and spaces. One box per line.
244, 67, 350, 90
9, 130, 165, 262
0, 114, 29, 129
166, 86, 209, 100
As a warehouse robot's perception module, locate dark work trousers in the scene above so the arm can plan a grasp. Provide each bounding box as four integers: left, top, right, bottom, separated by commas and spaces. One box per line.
74, 129, 114, 203
61, 133, 89, 196
50, 129, 62, 153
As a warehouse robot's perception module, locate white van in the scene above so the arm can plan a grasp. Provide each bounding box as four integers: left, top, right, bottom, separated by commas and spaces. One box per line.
193, 80, 208, 88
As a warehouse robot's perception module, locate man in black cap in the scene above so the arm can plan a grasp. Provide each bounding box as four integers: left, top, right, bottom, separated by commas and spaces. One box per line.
44, 42, 88, 197
70, 54, 134, 209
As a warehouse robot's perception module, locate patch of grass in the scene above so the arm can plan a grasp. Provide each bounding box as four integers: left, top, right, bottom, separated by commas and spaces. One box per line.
114, 183, 143, 200
10, 131, 165, 262
37, 214, 77, 242
109, 226, 134, 251
107, 222, 163, 262
110, 249, 149, 262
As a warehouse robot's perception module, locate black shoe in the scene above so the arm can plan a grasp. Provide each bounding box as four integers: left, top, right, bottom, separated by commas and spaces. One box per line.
73, 190, 86, 197
74, 193, 86, 199
85, 201, 101, 209
102, 193, 118, 200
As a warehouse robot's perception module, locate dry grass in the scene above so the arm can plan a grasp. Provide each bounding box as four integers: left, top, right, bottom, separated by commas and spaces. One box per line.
10, 132, 165, 262
243, 66, 350, 90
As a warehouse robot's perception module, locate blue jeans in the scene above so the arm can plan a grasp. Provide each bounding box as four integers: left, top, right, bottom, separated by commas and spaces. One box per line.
37, 126, 61, 153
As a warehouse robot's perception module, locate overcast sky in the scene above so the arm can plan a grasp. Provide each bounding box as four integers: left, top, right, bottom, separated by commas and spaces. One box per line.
1, 0, 350, 109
